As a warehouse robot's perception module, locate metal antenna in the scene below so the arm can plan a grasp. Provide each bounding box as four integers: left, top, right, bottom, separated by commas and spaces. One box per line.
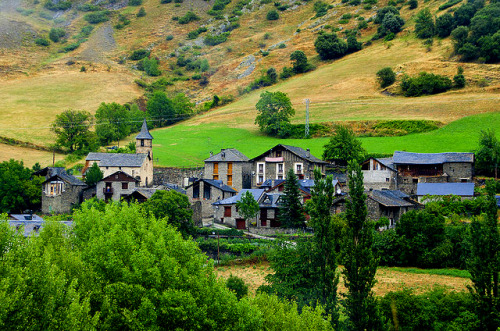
304, 99, 310, 138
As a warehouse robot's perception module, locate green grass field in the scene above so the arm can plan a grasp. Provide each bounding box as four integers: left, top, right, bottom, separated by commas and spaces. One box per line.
152, 111, 500, 167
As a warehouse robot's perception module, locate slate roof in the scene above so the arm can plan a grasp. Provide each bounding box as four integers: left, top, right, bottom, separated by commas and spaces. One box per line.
6, 219, 72, 237
369, 190, 413, 207
187, 179, 237, 193
102, 171, 139, 182
33, 167, 66, 178
393, 151, 474, 165
10, 214, 43, 221
135, 119, 153, 140
213, 189, 265, 205
251, 144, 328, 164
260, 193, 283, 208
496, 195, 500, 208
417, 183, 475, 196
205, 148, 249, 162
86, 153, 148, 167
378, 158, 396, 170
260, 179, 285, 188
43, 172, 86, 186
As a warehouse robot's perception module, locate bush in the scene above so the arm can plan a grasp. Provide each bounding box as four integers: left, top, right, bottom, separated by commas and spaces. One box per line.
84, 11, 110, 24
313, 1, 329, 17
178, 11, 200, 24
438, 0, 462, 11
35, 37, 50, 46
166, 34, 174, 41
136, 7, 146, 17
346, 35, 362, 53
401, 72, 453, 97
129, 49, 150, 60
140, 58, 161, 76
161, 0, 172, 3
435, 13, 455, 38
204, 32, 230, 46
49, 27, 66, 42
61, 42, 81, 52
409, 0, 418, 9
376, 67, 396, 88
128, 0, 142, 5
453, 66, 466, 88
226, 275, 248, 300
266, 9, 279, 20
280, 66, 294, 79
314, 32, 347, 60
44, 0, 71, 11
187, 27, 208, 39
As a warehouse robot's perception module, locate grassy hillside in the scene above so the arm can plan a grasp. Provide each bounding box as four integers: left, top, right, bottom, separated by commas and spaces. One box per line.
0, 0, 499, 166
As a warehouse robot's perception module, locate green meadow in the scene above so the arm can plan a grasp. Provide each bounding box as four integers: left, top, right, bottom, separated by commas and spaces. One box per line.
152, 111, 500, 167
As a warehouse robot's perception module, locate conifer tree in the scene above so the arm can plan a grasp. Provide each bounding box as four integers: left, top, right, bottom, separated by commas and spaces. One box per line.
279, 168, 306, 228
342, 161, 382, 330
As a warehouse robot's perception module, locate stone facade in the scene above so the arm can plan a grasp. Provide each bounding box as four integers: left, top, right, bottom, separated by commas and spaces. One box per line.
204, 161, 252, 191
361, 158, 397, 190
250, 144, 328, 188
153, 167, 204, 187
185, 179, 237, 219
96, 171, 139, 201
42, 178, 86, 214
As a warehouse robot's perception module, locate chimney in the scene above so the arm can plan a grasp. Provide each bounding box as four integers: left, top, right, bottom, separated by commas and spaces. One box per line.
306, 148, 310, 158
210, 151, 213, 157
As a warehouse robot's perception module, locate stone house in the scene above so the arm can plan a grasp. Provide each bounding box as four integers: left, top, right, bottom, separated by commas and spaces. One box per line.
204, 148, 252, 191
366, 189, 420, 228
212, 189, 267, 229
96, 171, 140, 201
83, 120, 154, 187
392, 151, 474, 195
416, 182, 475, 203
41, 171, 87, 214
250, 144, 328, 188
185, 179, 237, 219
361, 157, 397, 190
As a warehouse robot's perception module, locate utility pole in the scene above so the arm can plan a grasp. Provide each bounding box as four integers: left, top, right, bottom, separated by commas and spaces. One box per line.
304, 98, 310, 138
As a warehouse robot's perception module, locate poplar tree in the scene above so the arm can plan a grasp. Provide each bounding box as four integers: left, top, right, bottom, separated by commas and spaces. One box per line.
468, 180, 500, 330
342, 161, 382, 330
279, 168, 306, 228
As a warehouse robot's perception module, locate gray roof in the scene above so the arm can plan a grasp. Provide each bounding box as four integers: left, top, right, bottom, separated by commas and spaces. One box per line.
43, 172, 86, 186
251, 144, 328, 164
6, 219, 72, 237
393, 151, 474, 165
213, 189, 265, 205
260, 193, 283, 208
369, 190, 413, 207
260, 179, 285, 188
378, 158, 396, 171
86, 153, 148, 167
187, 179, 237, 193
135, 119, 153, 140
205, 148, 249, 162
417, 183, 475, 196
10, 214, 43, 221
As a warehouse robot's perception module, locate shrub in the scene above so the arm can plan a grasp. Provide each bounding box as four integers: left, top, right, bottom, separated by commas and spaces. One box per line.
401, 72, 453, 97
49, 27, 66, 42
128, 0, 142, 5
136, 7, 146, 17
140, 58, 161, 76
204, 32, 230, 46
166, 35, 174, 41
129, 49, 150, 60
314, 1, 328, 17
178, 11, 200, 24
226, 275, 248, 300
35, 37, 50, 46
62, 42, 80, 52
376, 67, 396, 88
187, 27, 208, 39
314, 32, 348, 60
44, 0, 71, 11
161, 0, 172, 3
408, 0, 418, 9
453, 66, 466, 88
435, 13, 455, 38
438, 0, 462, 11
266, 9, 279, 20
347, 35, 362, 53
278, 43, 286, 48
280, 66, 294, 79
84, 11, 110, 24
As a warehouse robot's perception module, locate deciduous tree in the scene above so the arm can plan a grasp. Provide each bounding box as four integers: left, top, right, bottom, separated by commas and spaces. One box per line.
476, 129, 500, 178
322, 125, 365, 165
255, 91, 295, 138
84, 162, 103, 186
236, 191, 260, 225
51, 109, 98, 153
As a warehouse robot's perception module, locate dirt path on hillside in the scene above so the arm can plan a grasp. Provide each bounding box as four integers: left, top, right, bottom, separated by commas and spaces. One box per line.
70, 23, 117, 64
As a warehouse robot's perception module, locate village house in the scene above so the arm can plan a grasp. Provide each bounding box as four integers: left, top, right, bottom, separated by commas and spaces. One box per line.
212, 189, 267, 229
361, 157, 397, 190
416, 182, 475, 203
83, 119, 154, 187
96, 171, 140, 201
185, 178, 237, 219
203, 148, 252, 191
38, 167, 87, 214
366, 189, 420, 228
392, 151, 474, 195
250, 144, 328, 188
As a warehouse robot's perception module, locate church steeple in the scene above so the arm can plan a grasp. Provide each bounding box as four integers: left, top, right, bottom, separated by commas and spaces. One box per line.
135, 119, 153, 156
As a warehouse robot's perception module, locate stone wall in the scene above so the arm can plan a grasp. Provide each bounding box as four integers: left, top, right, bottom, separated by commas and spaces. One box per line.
153, 167, 204, 187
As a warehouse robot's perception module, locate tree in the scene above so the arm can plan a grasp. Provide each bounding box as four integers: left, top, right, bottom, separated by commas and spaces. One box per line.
266, 9, 279, 20
254, 91, 295, 138
322, 125, 365, 165
136, 7, 146, 17
147, 91, 176, 127
49, 27, 66, 42
380, 12, 405, 35
95, 102, 131, 145
467, 180, 500, 330
342, 161, 382, 330
314, 32, 347, 60
0, 159, 43, 213
52, 110, 98, 153
290, 50, 310, 74
346, 35, 362, 53
451, 26, 470, 53
414, 8, 435, 39
226, 275, 248, 300
453, 66, 466, 88
376, 67, 396, 88
476, 129, 500, 178
279, 169, 306, 228
408, 0, 418, 9
85, 162, 103, 186
143, 190, 195, 237
236, 191, 260, 225
171, 93, 195, 117
436, 13, 455, 38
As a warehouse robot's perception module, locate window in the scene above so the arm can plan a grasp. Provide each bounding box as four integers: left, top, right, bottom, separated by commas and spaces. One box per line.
227, 162, 233, 175
224, 206, 231, 217
258, 175, 264, 184
276, 150, 282, 157
277, 175, 283, 180
213, 175, 219, 180
122, 182, 128, 190
141, 139, 144, 147
193, 183, 200, 199
295, 163, 303, 174
203, 184, 211, 199
227, 175, 233, 186
278, 185, 284, 192
257, 163, 265, 174
48, 181, 64, 196
386, 178, 390, 182
277, 163, 284, 174
213, 162, 219, 175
